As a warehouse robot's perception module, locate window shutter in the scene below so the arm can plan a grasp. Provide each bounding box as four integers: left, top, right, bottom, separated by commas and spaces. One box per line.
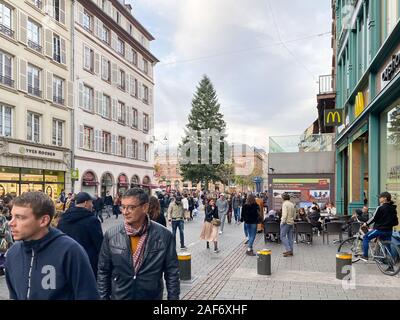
45, 29, 53, 57
117, 69, 121, 86
94, 53, 100, 75
61, 37, 66, 64
111, 98, 118, 121
93, 17, 99, 38
126, 45, 132, 62
111, 31, 117, 51
127, 139, 132, 158
137, 81, 142, 99
60, 0, 66, 25
111, 63, 118, 85
149, 88, 153, 106
116, 137, 121, 156
19, 59, 27, 92
111, 134, 116, 155
67, 81, 74, 108
79, 82, 84, 107
100, 130, 104, 153
94, 129, 99, 152
19, 11, 27, 44
76, 3, 84, 25
79, 125, 84, 149
94, 91, 99, 114
129, 75, 134, 96
138, 143, 143, 161
127, 107, 132, 127
138, 111, 143, 131
46, 71, 53, 101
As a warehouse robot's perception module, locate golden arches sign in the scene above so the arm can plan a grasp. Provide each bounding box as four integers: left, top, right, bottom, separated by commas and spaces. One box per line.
355, 92, 365, 118
324, 109, 343, 127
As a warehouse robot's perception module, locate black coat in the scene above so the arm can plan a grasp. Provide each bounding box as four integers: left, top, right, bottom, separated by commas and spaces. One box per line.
104, 195, 113, 206
205, 205, 219, 222
368, 203, 399, 231
93, 198, 104, 211
57, 207, 104, 277
154, 213, 167, 227
97, 221, 180, 300
241, 203, 259, 224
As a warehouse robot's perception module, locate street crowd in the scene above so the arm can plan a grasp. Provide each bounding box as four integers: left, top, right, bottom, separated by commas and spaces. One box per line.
0, 187, 398, 300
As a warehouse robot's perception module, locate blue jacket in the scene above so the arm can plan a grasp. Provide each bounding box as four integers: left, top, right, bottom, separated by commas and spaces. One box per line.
57, 206, 103, 277
5, 228, 99, 300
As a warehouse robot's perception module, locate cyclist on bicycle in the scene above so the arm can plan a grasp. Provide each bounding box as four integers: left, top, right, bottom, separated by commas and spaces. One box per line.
361, 192, 399, 260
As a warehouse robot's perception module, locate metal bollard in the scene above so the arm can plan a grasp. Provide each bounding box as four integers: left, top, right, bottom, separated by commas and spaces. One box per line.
336, 252, 352, 280
178, 252, 191, 281
257, 249, 271, 275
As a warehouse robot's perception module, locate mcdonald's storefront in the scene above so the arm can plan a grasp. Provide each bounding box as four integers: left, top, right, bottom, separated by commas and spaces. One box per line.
335, 42, 400, 230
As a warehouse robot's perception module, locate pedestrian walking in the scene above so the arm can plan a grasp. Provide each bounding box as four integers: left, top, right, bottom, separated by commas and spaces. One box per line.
188, 195, 195, 221
149, 196, 167, 227
200, 199, 220, 253
65, 193, 75, 210
93, 195, 104, 223
216, 194, 229, 234
227, 194, 233, 224
113, 194, 121, 219
280, 193, 296, 257
167, 195, 187, 249
57, 192, 104, 278
232, 193, 242, 224
97, 188, 180, 300
5, 192, 99, 299
241, 194, 259, 256
103, 191, 113, 218
182, 194, 190, 221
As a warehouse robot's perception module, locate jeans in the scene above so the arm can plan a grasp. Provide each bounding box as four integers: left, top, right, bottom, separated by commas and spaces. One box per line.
244, 223, 249, 238
246, 223, 257, 250
280, 223, 294, 252
362, 229, 392, 257
172, 220, 185, 248
220, 213, 227, 232
234, 208, 241, 222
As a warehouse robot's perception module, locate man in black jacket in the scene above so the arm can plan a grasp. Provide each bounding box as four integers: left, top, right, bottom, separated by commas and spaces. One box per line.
97, 187, 180, 300
57, 192, 103, 278
93, 195, 104, 223
361, 192, 399, 260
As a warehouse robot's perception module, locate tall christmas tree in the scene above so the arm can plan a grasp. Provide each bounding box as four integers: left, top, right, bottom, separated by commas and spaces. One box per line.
179, 75, 232, 190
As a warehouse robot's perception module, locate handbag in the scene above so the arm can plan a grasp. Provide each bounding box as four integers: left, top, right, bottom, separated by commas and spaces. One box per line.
211, 218, 221, 227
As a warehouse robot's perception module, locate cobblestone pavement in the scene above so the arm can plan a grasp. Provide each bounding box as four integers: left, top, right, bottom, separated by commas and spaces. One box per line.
1, 210, 399, 300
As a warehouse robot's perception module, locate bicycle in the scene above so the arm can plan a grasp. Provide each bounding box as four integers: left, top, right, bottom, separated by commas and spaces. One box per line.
338, 219, 400, 276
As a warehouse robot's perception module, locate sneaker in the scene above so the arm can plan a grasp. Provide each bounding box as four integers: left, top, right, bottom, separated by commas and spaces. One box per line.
219, 231, 223, 235
246, 250, 256, 256
214, 249, 220, 253
360, 255, 369, 261
180, 246, 188, 250
283, 251, 293, 257
244, 239, 249, 244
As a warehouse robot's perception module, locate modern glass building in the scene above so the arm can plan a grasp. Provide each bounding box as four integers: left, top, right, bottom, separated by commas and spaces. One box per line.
334, 0, 400, 229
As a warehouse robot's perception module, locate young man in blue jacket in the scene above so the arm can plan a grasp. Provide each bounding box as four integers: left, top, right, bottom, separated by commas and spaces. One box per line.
5, 192, 99, 300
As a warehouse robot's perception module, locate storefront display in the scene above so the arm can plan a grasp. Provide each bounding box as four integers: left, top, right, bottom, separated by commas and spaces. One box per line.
0, 167, 65, 201
380, 99, 400, 230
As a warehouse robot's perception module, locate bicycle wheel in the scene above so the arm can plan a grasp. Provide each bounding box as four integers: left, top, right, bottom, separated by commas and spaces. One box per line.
338, 237, 361, 263
373, 240, 400, 276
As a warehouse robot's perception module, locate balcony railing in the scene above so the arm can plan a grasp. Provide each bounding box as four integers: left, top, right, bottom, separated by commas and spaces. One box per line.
0, 75, 14, 87
28, 40, 42, 53
28, 85, 42, 97
0, 24, 14, 38
319, 75, 334, 94
53, 95, 64, 105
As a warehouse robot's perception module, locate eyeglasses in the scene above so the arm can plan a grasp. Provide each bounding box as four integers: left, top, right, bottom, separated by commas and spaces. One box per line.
120, 204, 144, 212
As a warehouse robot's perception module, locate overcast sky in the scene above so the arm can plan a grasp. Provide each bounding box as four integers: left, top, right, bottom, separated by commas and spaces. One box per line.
127, 0, 333, 151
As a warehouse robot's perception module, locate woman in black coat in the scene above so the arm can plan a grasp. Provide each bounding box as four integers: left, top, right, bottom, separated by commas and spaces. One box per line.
148, 196, 167, 227
241, 194, 260, 256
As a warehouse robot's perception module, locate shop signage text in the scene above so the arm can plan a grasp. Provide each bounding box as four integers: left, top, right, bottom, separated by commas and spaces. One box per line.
8, 143, 64, 161
382, 51, 400, 85
324, 109, 344, 127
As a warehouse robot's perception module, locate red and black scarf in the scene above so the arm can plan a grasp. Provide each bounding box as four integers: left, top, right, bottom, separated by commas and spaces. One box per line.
124, 215, 150, 273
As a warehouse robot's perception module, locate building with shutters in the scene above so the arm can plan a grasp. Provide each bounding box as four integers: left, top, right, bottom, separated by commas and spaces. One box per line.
0, 0, 73, 202
73, 0, 158, 197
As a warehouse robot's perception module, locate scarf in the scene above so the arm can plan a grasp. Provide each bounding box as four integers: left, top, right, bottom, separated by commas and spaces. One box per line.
124, 215, 150, 274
